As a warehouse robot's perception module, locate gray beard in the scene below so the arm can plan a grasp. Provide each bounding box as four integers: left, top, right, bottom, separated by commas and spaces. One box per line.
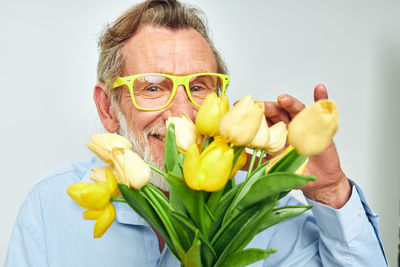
112, 101, 170, 191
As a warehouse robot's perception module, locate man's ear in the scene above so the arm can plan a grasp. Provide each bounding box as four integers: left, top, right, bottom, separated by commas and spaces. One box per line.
93, 82, 120, 133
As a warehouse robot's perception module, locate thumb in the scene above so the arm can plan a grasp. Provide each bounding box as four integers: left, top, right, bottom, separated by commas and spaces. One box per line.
314, 84, 329, 102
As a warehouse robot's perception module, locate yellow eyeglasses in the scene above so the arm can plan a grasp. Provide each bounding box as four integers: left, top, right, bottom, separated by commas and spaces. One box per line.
112, 73, 229, 111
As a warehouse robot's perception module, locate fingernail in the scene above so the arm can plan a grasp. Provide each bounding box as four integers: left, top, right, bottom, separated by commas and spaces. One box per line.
278, 95, 288, 104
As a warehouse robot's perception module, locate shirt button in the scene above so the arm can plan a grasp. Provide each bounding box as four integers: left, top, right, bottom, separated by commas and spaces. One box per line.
357, 208, 362, 216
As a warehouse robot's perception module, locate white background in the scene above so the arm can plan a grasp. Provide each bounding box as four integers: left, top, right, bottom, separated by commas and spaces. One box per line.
0, 0, 399, 265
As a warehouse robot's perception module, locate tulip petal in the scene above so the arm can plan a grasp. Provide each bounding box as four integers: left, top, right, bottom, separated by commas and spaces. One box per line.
80, 183, 111, 210
93, 203, 116, 238
166, 114, 201, 152
90, 166, 108, 183
229, 148, 247, 179
288, 100, 338, 156
265, 121, 287, 155
195, 93, 221, 137
248, 116, 270, 149
183, 143, 201, 190
111, 148, 151, 190
105, 168, 119, 196
83, 209, 102, 220
67, 182, 93, 209
219, 95, 265, 146
88, 133, 132, 164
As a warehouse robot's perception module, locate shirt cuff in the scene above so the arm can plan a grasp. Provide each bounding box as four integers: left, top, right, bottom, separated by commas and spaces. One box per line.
305, 183, 368, 243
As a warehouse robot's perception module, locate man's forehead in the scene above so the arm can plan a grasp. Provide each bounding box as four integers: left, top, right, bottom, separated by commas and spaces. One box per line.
121, 24, 217, 75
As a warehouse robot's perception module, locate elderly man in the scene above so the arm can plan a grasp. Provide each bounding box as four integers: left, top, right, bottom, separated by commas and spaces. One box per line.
5, 0, 387, 266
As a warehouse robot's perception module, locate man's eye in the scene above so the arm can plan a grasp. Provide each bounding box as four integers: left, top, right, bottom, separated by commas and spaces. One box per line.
147, 86, 160, 92
190, 86, 202, 92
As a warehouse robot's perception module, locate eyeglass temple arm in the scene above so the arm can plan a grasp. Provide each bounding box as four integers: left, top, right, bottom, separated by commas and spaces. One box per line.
112, 77, 126, 89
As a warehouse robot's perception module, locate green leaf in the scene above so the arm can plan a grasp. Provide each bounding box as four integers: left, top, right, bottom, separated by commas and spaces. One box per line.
214, 198, 278, 267
222, 164, 268, 224
213, 203, 262, 254
141, 186, 187, 260
145, 185, 191, 252
171, 211, 216, 266
220, 248, 277, 267
164, 123, 180, 174
257, 206, 312, 234
267, 149, 308, 174
208, 185, 240, 239
118, 184, 179, 259
230, 173, 315, 219
165, 173, 201, 228
183, 230, 202, 267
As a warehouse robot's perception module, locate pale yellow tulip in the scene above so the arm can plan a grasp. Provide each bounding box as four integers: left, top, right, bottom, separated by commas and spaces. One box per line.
265, 121, 287, 155
87, 133, 132, 165
166, 113, 201, 152
247, 117, 270, 149
111, 147, 151, 190
288, 100, 338, 156
219, 95, 264, 146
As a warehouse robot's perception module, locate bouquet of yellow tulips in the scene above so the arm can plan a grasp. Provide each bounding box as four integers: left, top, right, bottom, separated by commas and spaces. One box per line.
67, 92, 338, 267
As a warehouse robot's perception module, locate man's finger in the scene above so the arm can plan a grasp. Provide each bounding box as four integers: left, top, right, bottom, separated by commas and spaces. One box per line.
264, 101, 291, 124
277, 94, 305, 119
314, 84, 329, 101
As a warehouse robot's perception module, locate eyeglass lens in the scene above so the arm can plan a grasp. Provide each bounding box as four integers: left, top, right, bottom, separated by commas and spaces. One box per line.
132, 74, 222, 109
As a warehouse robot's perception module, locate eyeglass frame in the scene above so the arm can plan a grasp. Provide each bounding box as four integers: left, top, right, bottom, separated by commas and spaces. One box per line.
111, 72, 230, 111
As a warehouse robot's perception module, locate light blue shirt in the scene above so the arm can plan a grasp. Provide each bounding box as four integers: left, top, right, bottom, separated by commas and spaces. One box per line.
5, 157, 388, 266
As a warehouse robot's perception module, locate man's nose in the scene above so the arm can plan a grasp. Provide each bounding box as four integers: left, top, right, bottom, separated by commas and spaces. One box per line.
164, 85, 196, 121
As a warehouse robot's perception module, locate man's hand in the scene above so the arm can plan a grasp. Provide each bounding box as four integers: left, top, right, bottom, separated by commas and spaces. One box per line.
264, 84, 351, 209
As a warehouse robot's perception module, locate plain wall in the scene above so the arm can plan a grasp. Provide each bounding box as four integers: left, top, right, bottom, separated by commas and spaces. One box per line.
1, 0, 399, 265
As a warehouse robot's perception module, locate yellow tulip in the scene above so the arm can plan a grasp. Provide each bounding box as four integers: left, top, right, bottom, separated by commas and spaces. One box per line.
166, 113, 202, 152
265, 146, 309, 175
247, 117, 270, 149
87, 133, 132, 165
195, 92, 229, 137
183, 138, 234, 192
90, 167, 119, 196
229, 148, 247, 179
67, 169, 118, 238
265, 121, 287, 155
111, 147, 151, 190
219, 95, 265, 146
288, 100, 338, 156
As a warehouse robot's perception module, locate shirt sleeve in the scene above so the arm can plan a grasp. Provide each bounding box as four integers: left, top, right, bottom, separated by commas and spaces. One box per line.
5, 189, 48, 267
305, 180, 388, 266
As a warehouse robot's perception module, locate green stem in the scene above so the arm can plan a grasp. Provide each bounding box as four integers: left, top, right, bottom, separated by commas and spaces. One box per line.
198, 191, 206, 234
257, 150, 266, 168
202, 137, 211, 151
110, 196, 127, 203
144, 161, 167, 176
246, 149, 258, 179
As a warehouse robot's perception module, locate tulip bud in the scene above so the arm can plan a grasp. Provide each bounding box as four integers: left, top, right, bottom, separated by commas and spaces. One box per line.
111, 147, 151, 190
166, 113, 202, 152
219, 95, 265, 146
90, 167, 109, 183
87, 134, 132, 165
183, 138, 234, 192
265, 146, 309, 175
265, 121, 287, 155
288, 100, 338, 156
247, 117, 270, 149
195, 92, 229, 137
